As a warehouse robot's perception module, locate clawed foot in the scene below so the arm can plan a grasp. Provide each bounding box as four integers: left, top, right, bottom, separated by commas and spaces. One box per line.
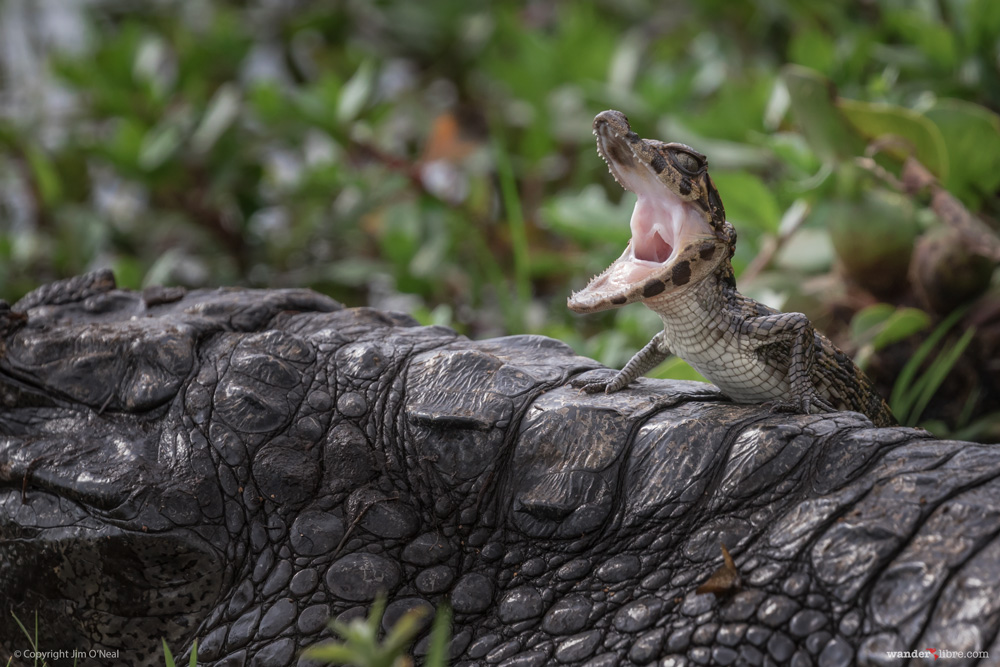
803, 394, 837, 415
764, 394, 837, 417
763, 400, 797, 415
579, 380, 613, 394
570, 372, 620, 395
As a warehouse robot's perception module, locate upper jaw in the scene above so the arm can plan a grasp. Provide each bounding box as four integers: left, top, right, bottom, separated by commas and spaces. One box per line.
593, 111, 643, 193
568, 112, 722, 314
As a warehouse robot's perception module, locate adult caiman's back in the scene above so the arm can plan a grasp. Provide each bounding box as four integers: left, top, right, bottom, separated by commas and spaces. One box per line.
2, 271, 998, 667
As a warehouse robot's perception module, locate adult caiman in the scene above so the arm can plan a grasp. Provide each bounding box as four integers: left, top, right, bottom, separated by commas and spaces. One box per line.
0, 271, 995, 667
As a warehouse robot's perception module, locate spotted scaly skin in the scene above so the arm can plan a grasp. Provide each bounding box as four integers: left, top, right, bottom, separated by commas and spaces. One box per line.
569, 110, 896, 427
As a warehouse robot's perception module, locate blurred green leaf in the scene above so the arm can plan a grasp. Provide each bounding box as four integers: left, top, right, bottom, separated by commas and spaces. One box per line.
541, 185, 632, 245
338, 61, 376, 123
966, 0, 1000, 51
850, 304, 931, 368
114, 256, 146, 290
781, 65, 866, 162
774, 228, 834, 273
825, 187, 920, 296
423, 604, 452, 667
192, 83, 241, 153
948, 411, 1000, 443
709, 171, 781, 233
850, 303, 895, 342
296, 74, 343, 134
924, 99, 1000, 207
139, 122, 184, 171
133, 34, 174, 100
303, 594, 436, 667
323, 258, 386, 288
302, 643, 365, 663
103, 117, 147, 173
762, 132, 821, 175
382, 608, 429, 654
25, 145, 62, 206
248, 82, 287, 125
883, 8, 957, 68
838, 99, 949, 180
788, 27, 835, 74
377, 202, 421, 266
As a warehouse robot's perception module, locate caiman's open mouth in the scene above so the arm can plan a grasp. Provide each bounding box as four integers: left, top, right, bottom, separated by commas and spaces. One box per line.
567, 114, 718, 314
597, 124, 690, 263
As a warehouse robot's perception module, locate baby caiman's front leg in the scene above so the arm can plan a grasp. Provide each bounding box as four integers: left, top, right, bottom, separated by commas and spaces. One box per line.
573, 331, 672, 394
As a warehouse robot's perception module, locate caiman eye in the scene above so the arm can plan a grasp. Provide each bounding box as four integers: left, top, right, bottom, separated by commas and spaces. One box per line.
671, 149, 703, 174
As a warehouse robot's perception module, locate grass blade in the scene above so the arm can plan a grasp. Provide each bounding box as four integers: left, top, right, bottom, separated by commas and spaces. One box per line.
301, 643, 366, 663
492, 123, 530, 331
381, 608, 428, 655
890, 305, 967, 423
11, 612, 40, 666
423, 604, 453, 667
909, 327, 976, 425
162, 639, 176, 667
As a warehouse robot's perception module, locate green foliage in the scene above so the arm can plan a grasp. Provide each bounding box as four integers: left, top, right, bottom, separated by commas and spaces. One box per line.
839, 99, 949, 179
1, 0, 998, 438
303, 595, 452, 667
161, 639, 197, 667
889, 306, 975, 426
492, 132, 531, 332
924, 99, 1000, 207
422, 602, 454, 667
782, 66, 868, 163
851, 304, 932, 367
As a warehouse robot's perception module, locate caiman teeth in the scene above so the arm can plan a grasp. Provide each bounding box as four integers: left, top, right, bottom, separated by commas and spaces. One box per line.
595, 129, 630, 191
595, 147, 623, 187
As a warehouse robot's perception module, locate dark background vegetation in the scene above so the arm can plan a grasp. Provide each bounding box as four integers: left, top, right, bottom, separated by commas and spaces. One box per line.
1, 0, 998, 440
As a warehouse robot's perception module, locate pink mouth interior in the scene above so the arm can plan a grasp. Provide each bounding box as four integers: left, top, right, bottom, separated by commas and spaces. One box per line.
630, 194, 683, 265
641, 230, 673, 263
